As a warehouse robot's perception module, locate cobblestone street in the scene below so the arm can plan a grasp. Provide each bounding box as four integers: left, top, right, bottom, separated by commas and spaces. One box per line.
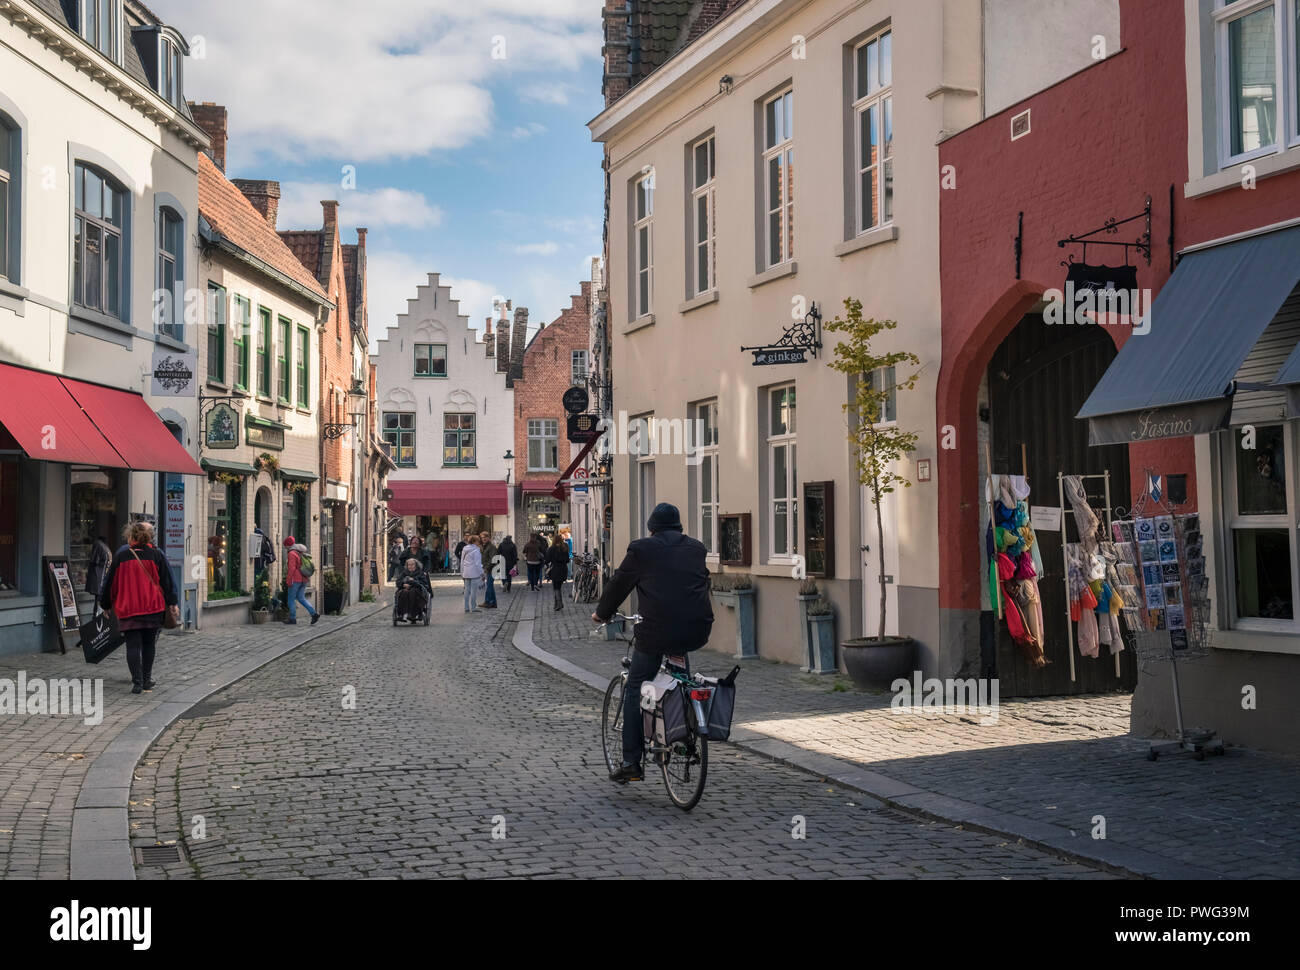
126, 582, 1111, 879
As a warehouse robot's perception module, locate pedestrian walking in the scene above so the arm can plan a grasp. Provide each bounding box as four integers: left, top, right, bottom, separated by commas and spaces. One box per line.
523, 533, 544, 590
546, 532, 570, 612
460, 535, 483, 613
388, 537, 403, 581
479, 531, 498, 609
401, 536, 431, 574
98, 521, 178, 695
283, 536, 319, 625
498, 535, 518, 593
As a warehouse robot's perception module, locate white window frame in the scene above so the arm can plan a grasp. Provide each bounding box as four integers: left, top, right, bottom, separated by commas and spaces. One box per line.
690, 134, 716, 296
1214, 0, 1297, 168
633, 172, 654, 319
156, 205, 183, 339
528, 418, 559, 472
0, 120, 11, 283
762, 89, 794, 269
852, 29, 894, 235
571, 349, 588, 386
80, 0, 122, 64
869, 365, 899, 425
693, 400, 720, 556
159, 33, 183, 108
1220, 421, 1300, 632
767, 384, 798, 562
73, 161, 128, 322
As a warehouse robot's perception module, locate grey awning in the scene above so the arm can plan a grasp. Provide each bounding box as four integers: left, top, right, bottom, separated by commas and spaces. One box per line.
1077, 225, 1300, 444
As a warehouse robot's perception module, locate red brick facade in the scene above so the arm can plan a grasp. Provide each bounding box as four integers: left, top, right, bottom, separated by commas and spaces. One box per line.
513, 284, 592, 540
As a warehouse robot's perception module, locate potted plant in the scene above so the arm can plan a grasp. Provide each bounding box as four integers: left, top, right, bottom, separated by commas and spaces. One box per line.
250, 569, 271, 624
323, 570, 347, 615
254, 452, 280, 479
796, 578, 820, 671
711, 573, 757, 658
826, 298, 920, 690
806, 597, 837, 675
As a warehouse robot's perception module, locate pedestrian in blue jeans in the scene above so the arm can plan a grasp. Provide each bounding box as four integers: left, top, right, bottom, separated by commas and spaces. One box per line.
460, 535, 484, 613
479, 532, 498, 609
283, 536, 319, 625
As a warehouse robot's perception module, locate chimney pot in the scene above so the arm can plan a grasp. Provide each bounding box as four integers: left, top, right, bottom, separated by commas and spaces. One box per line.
231, 178, 281, 229
188, 101, 228, 173
321, 200, 339, 229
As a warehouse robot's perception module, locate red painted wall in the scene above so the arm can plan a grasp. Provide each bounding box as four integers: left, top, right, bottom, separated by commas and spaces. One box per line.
936, 0, 1300, 610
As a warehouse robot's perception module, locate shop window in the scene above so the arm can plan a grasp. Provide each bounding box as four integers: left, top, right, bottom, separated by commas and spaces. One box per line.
443, 412, 476, 466
803, 481, 835, 578
414, 343, 447, 377
284, 488, 308, 550
69, 467, 121, 594
207, 479, 242, 595
1226, 423, 1293, 622
73, 162, 127, 322
0, 459, 20, 595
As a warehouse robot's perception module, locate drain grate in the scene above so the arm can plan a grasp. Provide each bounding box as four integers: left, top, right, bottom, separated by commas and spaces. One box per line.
136, 844, 183, 865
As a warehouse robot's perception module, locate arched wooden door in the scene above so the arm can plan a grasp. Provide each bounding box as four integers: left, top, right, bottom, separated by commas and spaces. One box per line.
988, 314, 1138, 696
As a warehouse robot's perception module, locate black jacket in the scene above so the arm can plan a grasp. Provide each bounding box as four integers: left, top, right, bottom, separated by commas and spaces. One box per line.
396, 565, 432, 597
400, 546, 431, 573
498, 537, 518, 571
544, 543, 569, 583
596, 531, 713, 653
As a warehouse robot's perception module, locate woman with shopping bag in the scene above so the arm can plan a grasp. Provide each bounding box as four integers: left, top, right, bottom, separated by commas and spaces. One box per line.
98, 520, 178, 694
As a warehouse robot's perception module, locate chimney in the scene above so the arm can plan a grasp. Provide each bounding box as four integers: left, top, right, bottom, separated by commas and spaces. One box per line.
484, 317, 495, 357
322, 200, 339, 229
508, 307, 528, 386
232, 179, 280, 228
495, 305, 510, 373
189, 102, 228, 172
602, 0, 632, 107
355, 228, 368, 335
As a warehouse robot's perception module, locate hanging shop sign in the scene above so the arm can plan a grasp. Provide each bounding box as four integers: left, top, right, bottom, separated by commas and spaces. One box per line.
245, 415, 286, 451
1086, 400, 1232, 447
204, 404, 239, 450
151, 349, 197, 397
567, 413, 601, 443
562, 387, 589, 414
741, 303, 822, 365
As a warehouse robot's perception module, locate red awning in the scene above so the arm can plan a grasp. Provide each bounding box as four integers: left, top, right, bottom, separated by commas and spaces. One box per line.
60, 378, 202, 475
0, 363, 127, 466
520, 480, 567, 494
0, 362, 202, 475
387, 480, 509, 516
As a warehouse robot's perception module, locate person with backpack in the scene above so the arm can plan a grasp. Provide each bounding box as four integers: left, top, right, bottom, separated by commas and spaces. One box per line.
98, 520, 178, 694
283, 535, 319, 625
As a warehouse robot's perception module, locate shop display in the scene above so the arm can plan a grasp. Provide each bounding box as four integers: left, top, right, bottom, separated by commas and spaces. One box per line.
1062, 475, 1126, 661
985, 474, 1047, 667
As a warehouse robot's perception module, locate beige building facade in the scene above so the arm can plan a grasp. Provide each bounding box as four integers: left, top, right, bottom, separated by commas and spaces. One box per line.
592, 0, 985, 669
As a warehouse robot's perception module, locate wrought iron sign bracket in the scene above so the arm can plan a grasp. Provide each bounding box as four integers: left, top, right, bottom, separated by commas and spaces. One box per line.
322, 422, 355, 440
741, 302, 823, 365
1058, 195, 1152, 267
198, 390, 246, 421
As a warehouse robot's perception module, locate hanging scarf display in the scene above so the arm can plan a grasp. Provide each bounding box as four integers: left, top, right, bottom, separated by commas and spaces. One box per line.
1063, 478, 1124, 660
986, 474, 1047, 668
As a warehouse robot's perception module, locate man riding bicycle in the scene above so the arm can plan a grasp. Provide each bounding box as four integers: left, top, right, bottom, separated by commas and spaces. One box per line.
592, 502, 714, 783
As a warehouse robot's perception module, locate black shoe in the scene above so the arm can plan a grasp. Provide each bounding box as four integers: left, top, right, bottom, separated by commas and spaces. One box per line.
609, 763, 643, 784
142, 680, 156, 691
131, 684, 142, 695
311, 613, 320, 624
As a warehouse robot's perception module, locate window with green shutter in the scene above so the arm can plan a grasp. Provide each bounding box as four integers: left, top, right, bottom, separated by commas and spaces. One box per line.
297, 325, 310, 407
277, 316, 291, 403
257, 306, 272, 398
232, 296, 250, 391
206, 283, 226, 383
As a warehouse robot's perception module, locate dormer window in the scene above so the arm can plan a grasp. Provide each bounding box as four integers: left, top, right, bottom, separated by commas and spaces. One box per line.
159, 33, 182, 107
80, 0, 122, 63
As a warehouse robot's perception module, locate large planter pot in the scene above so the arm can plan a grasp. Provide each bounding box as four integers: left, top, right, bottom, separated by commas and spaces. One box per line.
324, 589, 345, 616
842, 636, 915, 691
796, 594, 818, 672
712, 587, 757, 658
250, 609, 270, 625
806, 614, 837, 674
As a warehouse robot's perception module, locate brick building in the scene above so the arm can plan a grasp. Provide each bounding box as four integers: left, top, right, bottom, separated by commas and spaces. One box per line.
513, 282, 593, 544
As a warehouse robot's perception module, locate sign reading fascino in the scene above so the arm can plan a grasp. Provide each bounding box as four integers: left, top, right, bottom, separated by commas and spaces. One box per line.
1087, 400, 1232, 447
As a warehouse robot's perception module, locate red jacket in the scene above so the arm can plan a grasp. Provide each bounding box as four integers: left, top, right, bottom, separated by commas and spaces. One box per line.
99, 543, 176, 624
286, 547, 306, 584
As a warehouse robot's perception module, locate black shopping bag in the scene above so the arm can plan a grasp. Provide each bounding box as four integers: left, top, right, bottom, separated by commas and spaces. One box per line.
79, 610, 124, 664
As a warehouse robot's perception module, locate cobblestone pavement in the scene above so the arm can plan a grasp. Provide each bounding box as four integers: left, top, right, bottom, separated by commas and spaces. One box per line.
0, 607, 380, 879
128, 582, 1111, 879
529, 588, 1300, 879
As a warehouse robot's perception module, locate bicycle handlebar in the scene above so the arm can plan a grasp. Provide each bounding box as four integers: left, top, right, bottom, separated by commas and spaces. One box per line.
599, 612, 641, 626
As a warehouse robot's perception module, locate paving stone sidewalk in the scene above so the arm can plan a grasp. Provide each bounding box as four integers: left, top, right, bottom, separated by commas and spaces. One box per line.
507, 586, 1300, 879
0, 600, 388, 879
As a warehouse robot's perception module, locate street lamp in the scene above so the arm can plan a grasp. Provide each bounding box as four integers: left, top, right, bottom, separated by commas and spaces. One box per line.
503, 450, 514, 484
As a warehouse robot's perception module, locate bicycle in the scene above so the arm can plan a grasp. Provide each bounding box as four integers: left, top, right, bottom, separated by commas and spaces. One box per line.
598, 612, 713, 811
572, 551, 599, 603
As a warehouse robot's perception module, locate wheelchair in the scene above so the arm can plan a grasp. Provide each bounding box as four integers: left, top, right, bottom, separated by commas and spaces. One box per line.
393, 582, 431, 626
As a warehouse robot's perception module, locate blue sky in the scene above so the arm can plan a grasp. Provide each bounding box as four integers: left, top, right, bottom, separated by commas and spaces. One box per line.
151, 0, 606, 348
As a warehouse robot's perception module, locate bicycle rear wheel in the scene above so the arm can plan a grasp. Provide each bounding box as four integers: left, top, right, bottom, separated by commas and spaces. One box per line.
600, 674, 625, 775
661, 731, 708, 810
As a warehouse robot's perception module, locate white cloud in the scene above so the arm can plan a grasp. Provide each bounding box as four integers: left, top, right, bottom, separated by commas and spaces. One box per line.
510, 122, 547, 139
513, 241, 559, 256
277, 183, 444, 230
155, 0, 601, 164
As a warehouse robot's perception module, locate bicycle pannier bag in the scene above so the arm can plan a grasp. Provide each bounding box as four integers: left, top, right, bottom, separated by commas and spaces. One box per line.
659, 684, 689, 745
704, 665, 740, 741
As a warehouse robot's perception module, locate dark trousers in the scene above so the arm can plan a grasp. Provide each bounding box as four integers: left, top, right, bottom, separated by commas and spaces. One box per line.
552, 577, 564, 609
527, 563, 542, 588
502, 570, 512, 592
396, 585, 427, 617
124, 627, 160, 688
622, 649, 663, 766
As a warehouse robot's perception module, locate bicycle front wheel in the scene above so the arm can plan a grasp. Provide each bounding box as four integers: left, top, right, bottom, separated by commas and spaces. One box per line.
600, 674, 625, 775
661, 731, 708, 811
